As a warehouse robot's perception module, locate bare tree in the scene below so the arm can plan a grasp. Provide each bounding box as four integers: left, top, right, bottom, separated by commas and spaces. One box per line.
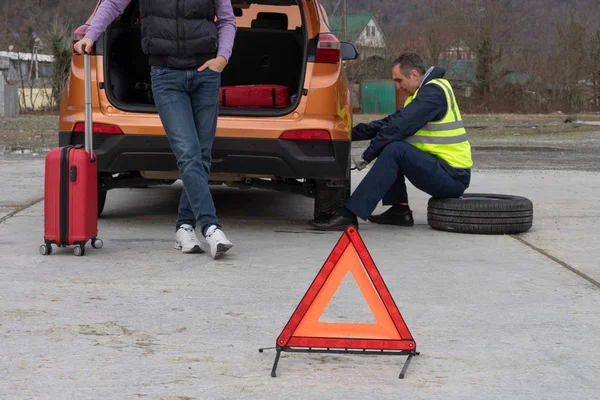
549, 12, 588, 113
417, 0, 462, 65
1, 1, 10, 50
589, 29, 600, 111
388, 0, 463, 65
453, 0, 514, 105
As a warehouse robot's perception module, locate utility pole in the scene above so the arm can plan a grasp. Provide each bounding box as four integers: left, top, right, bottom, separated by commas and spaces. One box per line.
342, 0, 347, 41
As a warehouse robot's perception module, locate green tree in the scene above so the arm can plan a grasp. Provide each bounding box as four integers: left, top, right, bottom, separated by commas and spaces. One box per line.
47, 15, 72, 110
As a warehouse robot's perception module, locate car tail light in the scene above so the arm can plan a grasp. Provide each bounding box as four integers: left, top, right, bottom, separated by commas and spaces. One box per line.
280, 130, 331, 140
73, 122, 123, 135
72, 24, 94, 55
315, 33, 341, 64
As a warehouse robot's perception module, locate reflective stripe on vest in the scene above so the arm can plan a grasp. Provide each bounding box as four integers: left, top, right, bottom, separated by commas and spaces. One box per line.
420, 120, 465, 132
404, 78, 473, 169
405, 133, 469, 144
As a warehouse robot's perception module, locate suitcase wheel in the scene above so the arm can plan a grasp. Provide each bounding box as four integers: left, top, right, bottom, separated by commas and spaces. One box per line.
39, 244, 53, 256
91, 238, 104, 250
74, 244, 86, 257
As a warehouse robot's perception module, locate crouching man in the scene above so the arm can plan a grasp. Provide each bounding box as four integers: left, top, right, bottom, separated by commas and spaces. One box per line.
310, 52, 473, 231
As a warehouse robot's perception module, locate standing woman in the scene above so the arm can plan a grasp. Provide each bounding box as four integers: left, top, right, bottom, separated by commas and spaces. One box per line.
74, 0, 237, 260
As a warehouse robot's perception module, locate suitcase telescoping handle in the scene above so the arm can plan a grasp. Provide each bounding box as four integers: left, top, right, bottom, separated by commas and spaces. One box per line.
84, 53, 94, 161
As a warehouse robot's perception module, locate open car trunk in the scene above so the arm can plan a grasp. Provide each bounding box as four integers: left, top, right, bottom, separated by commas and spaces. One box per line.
102, 0, 307, 116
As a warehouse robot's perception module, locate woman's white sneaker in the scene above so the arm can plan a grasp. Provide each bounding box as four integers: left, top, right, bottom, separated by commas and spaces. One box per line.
175, 224, 204, 254
204, 225, 233, 259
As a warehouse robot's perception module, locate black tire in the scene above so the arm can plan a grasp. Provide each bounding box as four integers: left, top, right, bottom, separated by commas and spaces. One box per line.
40, 244, 52, 256
74, 244, 85, 257
427, 193, 533, 235
98, 190, 107, 218
313, 180, 351, 222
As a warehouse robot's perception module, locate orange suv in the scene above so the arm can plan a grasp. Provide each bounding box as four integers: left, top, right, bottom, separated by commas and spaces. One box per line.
59, 0, 358, 219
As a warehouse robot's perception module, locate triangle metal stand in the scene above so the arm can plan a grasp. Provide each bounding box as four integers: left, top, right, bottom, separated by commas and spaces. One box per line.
259, 346, 420, 379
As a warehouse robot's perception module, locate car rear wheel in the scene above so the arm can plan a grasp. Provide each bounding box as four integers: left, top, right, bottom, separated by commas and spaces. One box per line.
427, 193, 533, 234
313, 179, 351, 222
98, 190, 107, 218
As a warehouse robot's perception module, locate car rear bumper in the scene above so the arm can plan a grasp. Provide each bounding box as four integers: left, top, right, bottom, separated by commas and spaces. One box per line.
59, 132, 350, 180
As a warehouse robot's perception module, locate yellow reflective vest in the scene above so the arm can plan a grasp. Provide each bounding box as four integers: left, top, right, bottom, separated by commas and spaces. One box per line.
404, 79, 473, 169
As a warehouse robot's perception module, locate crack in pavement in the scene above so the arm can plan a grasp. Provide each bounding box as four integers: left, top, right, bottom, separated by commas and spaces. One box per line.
0, 196, 43, 224
512, 235, 600, 290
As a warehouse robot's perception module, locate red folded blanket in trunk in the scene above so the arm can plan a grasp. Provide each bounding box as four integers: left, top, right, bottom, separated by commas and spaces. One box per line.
219, 85, 291, 108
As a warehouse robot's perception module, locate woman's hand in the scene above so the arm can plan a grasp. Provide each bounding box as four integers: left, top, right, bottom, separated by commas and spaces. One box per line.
74, 38, 95, 55
197, 56, 227, 73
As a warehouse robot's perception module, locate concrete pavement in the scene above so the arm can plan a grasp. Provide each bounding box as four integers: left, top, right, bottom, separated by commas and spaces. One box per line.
1, 156, 600, 399
0, 155, 44, 221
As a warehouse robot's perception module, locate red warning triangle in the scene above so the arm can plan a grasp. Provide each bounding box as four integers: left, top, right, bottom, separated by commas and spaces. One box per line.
276, 226, 416, 351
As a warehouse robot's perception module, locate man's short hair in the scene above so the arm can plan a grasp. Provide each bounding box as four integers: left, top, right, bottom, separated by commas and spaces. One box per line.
393, 52, 426, 76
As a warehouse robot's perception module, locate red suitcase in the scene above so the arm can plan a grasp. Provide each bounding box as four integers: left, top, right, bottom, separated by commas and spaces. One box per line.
40, 54, 103, 256
219, 84, 290, 108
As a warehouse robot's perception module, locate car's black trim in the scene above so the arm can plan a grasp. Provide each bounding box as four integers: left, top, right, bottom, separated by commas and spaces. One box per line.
306, 36, 318, 63
93, 32, 104, 55
59, 132, 350, 180
306, 35, 359, 63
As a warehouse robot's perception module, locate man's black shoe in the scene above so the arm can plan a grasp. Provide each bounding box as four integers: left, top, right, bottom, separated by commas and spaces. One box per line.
309, 211, 358, 231
368, 207, 414, 226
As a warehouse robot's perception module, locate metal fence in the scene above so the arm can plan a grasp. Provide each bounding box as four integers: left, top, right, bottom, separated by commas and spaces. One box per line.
356, 80, 408, 114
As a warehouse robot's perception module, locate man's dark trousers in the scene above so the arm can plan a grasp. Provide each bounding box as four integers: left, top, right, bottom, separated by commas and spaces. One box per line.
346, 141, 468, 220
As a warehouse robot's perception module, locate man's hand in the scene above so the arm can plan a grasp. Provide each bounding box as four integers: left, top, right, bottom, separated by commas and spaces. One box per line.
352, 154, 368, 171
198, 56, 227, 73
73, 38, 95, 55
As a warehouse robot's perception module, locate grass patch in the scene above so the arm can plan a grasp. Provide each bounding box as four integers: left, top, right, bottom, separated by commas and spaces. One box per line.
353, 113, 600, 138
0, 114, 59, 150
